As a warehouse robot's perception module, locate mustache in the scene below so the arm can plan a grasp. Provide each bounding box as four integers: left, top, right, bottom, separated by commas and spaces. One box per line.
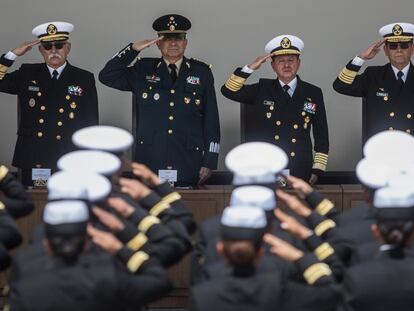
48, 54, 62, 60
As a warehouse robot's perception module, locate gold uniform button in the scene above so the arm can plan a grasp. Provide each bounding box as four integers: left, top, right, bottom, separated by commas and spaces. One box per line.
59, 108, 64, 113
39, 118, 44, 124
69, 112, 75, 119
276, 121, 281, 126
140, 141, 144, 144
270, 106, 274, 111
196, 147, 200, 151
37, 92, 42, 97
168, 129, 173, 134
406, 129, 411, 133
170, 89, 175, 94
389, 112, 395, 117
274, 135, 280, 140
65, 95, 70, 100
290, 152, 295, 157
40, 106, 46, 111
37, 132, 43, 137
301, 111, 306, 116
169, 116, 174, 121
407, 114, 412, 119
70, 102, 77, 109
56, 135, 61, 140
169, 102, 175, 107
57, 121, 63, 126
292, 138, 296, 143
293, 124, 298, 129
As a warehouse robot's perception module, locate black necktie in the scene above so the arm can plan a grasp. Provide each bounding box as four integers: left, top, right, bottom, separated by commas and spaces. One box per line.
397, 71, 404, 85
52, 70, 58, 81
168, 64, 177, 83
283, 84, 291, 97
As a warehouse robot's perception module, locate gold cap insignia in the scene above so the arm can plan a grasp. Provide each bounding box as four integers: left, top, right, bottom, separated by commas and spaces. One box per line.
47, 24, 57, 35
393, 24, 403, 36
281, 37, 291, 49
169, 25, 175, 31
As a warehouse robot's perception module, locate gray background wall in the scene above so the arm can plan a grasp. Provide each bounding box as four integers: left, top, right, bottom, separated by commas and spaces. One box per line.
1, 0, 413, 171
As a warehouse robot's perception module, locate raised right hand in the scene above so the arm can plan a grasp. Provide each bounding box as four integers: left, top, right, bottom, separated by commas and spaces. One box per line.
132, 36, 164, 52
12, 40, 40, 56
358, 39, 386, 60
247, 54, 272, 71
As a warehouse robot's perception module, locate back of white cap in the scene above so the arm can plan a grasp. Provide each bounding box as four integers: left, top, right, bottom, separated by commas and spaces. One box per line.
72, 125, 133, 153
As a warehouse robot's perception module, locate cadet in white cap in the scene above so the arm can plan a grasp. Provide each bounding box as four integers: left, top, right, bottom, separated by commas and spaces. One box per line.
189, 205, 339, 311
334, 22, 414, 140
225, 142, 288, 186
221, 35, 329, 184
191, 183, 299, 285
342, 186, 414, 311
72, 125, 134, 155
0, 21, 99, 187
57, 150, 121, 177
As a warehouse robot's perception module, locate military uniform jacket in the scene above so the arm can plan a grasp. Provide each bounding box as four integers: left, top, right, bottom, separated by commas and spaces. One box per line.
0, 55, 99, 170
188, 255, 340, 311
333, 61, 414, 139
99, 44, 220, 185
221, 68, 329, 180
342, 251, 414, 311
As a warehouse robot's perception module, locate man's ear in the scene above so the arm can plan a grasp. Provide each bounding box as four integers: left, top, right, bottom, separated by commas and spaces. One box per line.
43, 239, 53, 256
371, 224, 380, 238
216, 241, 224, 255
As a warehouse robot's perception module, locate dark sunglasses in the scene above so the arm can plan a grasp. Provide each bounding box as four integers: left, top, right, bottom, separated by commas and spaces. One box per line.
41, 42, 65, 50
386, 41, 412, 50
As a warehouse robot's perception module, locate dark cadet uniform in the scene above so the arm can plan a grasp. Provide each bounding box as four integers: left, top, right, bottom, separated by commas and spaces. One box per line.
222, 69, 329, 180
99, 15, 220, 186
333, 23, 414, 139
0, 165, 34, 218
0, 57, 98, 171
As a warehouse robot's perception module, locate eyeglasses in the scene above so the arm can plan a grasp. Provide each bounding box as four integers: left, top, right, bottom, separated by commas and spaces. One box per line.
386, 41, 412, 50
41, 42, 65, 50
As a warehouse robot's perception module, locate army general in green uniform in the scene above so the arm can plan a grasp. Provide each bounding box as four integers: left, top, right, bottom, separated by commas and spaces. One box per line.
99, 14, 220, 186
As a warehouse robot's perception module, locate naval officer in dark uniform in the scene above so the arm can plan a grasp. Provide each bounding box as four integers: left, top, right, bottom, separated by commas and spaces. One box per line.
221, 35, 329, 184
333, 22, 414, 140
0, 21, 99, 186
99, 14, 220, 186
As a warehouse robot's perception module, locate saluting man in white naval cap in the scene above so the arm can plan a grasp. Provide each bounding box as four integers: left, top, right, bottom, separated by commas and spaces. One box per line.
0, 21, 99, 187
221, 35, 329, 185
334, 22, 414, 141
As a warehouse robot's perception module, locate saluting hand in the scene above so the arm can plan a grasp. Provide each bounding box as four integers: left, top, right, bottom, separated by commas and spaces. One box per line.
264, 233, 304, 262
12, 40, 40, 56
131, 162, 161, 186
132, 36, 164, 52
274, 209, 312, 240
247, 54, 272, 71
87, 224, 123, 255
285, 175, 313, 199
275, 189, 312, 218
119, 177, 151, 201
358, 39, 386, 60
